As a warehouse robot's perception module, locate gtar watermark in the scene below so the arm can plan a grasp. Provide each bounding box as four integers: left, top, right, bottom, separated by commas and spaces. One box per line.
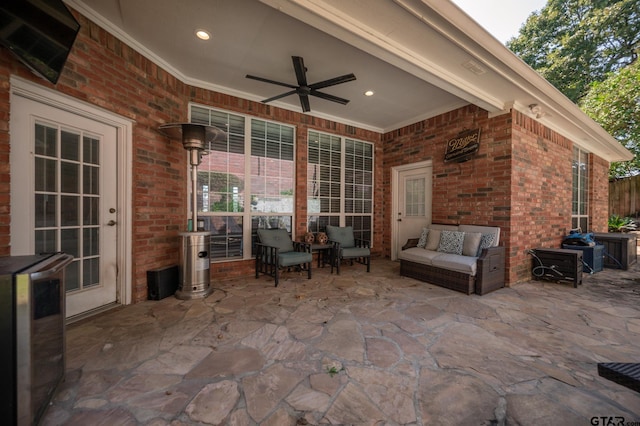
590, 416, 640, 426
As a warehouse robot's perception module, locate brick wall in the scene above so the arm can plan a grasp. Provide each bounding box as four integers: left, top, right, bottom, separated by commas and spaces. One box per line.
382, 105, 512, 257
509, 110, 575, 282
67, 16, 192, 302
383, 107, 610, 285
0, 8, 613, 300
0, 9, 381, 301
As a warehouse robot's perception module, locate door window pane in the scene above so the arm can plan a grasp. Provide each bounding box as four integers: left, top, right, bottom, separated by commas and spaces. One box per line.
83, 165, 99, 195
33, 122, 103, 294
61, 131, 80, 161
83, 258, 100, 288
83, 136, 99, 165
61, 162, 79, 193
35, 158, 57, 192
35, 194, 57, 227
83, 197, 99, 225
83, 228, 99, 257
405, 177, 426, 216
61, 195, 80, 226
35, 124, 57, 157
61, 229, 79, 257
35, 229, 56, 254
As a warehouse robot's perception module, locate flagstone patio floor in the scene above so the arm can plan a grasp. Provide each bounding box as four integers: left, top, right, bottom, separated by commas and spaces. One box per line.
42, 256, 640, 425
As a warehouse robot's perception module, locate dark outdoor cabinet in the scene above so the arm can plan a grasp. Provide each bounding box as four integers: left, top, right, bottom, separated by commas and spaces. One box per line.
593, 233, 637, 270
561, 244, 604, 273
531, 248, 583, 288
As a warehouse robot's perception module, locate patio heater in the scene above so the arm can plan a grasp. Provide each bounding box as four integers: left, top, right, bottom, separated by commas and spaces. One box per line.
159, 123, 226, 299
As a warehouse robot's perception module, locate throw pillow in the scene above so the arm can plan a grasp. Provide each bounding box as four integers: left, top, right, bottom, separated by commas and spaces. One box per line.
437, 230, 465, 255
476, 233, 497, 256
462, 232, 482, 257
424, 229, 442, 251
417, 227, 429, 248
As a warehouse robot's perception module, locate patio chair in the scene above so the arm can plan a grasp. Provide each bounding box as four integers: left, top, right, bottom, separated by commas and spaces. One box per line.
326, 225, 371, 274
255, 228, 312, 286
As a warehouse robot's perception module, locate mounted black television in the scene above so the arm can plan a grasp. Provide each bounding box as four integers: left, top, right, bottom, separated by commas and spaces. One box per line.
0, 0, 80, 84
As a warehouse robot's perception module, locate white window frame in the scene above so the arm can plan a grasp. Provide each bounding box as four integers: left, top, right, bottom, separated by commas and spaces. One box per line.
189, 103, 296, 261
306, 130, 374, 244
572, 146, 589, 232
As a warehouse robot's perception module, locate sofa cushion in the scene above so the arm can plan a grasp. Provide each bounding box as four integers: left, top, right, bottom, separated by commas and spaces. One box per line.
431, 253, 478, 276
462, 232, 482, 257
437, 230, 465, 255
417, 228, 429, 248
477, 233, 497, 255
398, 247, 442, 265
424, 229, 442, 251
458, 225, 500, 246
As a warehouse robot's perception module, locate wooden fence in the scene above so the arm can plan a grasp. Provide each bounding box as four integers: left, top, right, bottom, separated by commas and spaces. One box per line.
609, 174, 640, 217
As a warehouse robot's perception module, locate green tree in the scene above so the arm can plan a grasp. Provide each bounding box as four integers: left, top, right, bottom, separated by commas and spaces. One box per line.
507, 0, 639, 177
508, 0, 639, 103
581, 61, 640, 177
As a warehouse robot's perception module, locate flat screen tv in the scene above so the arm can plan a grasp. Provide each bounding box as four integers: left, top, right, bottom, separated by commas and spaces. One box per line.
0, 0, 80, 84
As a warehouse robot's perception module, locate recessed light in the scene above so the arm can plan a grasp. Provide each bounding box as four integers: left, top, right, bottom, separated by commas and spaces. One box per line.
364, 90, 374, 96
196, 30, 210, 40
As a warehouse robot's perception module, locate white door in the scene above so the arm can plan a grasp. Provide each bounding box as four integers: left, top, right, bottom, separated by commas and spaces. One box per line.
392, 162, 432, 260
11, 95, 119, 318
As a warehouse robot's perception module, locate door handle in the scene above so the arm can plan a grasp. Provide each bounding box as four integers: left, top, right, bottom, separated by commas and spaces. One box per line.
107, 220, 117, 226
397, 218, 402, 222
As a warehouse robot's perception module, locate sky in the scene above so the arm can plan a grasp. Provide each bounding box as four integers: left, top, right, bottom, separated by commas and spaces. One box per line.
451, 0, 548, 43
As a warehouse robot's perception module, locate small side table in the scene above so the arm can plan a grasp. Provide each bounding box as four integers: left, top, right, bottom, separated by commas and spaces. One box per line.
310, 243, 332, 268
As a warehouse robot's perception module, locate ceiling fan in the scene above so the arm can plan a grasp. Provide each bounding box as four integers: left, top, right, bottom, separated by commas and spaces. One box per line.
246, 56, 356, 112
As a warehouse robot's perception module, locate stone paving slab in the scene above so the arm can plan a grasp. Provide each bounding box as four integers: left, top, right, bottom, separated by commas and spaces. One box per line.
42, 258, 640, 425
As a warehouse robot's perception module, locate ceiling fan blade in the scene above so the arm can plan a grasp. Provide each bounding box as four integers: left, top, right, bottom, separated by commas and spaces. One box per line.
310, 90, 350, 105
261, 90, 297, 104
246, 74, 297, 89
309, 73, 356, 90
292, 56, 308, 87
299, 94, 311, 112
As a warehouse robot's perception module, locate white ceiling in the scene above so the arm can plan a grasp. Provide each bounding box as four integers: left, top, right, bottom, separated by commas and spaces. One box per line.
64, 0, 489, 131
65, 0, 632, 161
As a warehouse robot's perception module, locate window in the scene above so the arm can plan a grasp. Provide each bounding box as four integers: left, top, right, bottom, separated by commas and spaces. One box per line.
405, 177, 426, 216
191, 105, 295, 261
307, 130, 374, 242
572, 146, 589, 231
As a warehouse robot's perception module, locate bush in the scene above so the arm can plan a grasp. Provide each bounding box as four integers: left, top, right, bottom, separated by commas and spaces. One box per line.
608, 215, 637, 232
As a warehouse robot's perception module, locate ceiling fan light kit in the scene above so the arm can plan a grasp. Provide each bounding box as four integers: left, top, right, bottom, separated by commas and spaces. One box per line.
246, 56, 356, 112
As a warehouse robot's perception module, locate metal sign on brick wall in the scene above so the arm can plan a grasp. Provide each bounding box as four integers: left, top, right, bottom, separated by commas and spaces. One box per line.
444, 128, 481, 163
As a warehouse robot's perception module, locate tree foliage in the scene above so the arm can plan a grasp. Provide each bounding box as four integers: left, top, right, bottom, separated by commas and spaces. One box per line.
581, 61, 640, 177
507, 0, 640, 177
507, 0, 639, 103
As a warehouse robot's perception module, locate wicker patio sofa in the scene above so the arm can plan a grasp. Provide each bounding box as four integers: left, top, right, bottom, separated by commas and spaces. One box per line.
399, 224, 505, 295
